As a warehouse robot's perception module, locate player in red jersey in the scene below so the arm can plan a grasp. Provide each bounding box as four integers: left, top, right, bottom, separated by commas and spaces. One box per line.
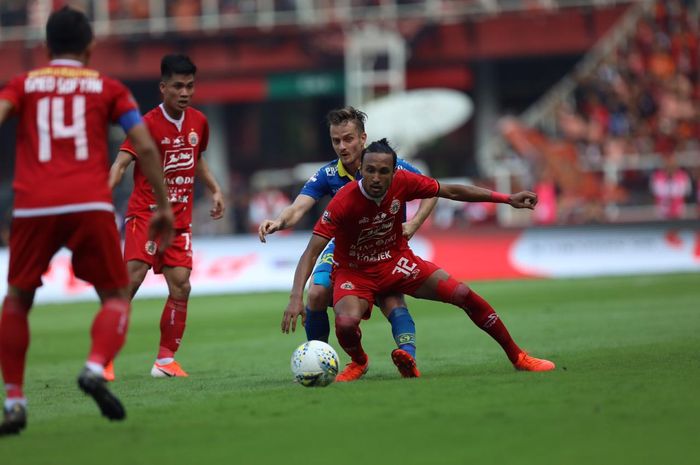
283, 139, 555, 381
0, 6, 173, 435
107, 54, 224, 379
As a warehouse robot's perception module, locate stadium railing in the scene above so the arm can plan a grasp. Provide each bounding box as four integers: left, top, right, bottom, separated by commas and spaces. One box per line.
0, 0, 638, 43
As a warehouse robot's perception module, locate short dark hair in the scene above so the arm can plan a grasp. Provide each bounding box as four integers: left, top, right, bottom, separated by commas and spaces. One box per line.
361, 138, 397, 168
46, 6, 94, 56
161, 54, 197, 80
326, 106, 367, 133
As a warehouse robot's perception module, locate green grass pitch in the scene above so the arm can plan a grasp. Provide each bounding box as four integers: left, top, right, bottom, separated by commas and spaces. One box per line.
0, 273, 698, 465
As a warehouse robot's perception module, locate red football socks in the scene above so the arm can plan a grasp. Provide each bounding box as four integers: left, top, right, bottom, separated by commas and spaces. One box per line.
437, 279, 522, 363
462, 290, 522, 363
157, 297, 188, 359
0, 296, 31, 399
335, 315, 368, 365
87, 298, 131, 366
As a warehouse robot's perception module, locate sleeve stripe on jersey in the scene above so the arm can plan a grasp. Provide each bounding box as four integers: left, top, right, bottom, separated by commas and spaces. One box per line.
313, 231, 333, 241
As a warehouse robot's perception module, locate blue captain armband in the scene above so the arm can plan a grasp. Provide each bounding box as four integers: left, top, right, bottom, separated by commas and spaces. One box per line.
117, 109, 143, 133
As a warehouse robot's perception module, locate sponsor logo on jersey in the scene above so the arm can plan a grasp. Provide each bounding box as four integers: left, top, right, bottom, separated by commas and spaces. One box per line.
340, 281, 354, 290
166, 176, 195, 186
173, 136, 186, 148
390, 199, 400, 215
321, 210, 332, 224
372, 212, 388, 223
145, 241, 157, 256
359, 217, 370, 224
188, 130, 199, 146
161, 137, 171, 145
357, 218, 394, 245
325, 166, 338, 176
164, 148, 195, 174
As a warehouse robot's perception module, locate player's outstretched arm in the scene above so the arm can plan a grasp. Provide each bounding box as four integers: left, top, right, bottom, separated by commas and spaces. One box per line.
282, 233, 329, 334
126, 123, 174, 249
403, 197, 438, 240
108, 151, 134, 190
258, 194, 316, 243
438, 184, 538, 210
195, 157, 226, 220
0, 99, 13, 126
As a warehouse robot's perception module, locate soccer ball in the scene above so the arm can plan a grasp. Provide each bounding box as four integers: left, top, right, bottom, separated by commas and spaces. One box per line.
290, 340, 340, 387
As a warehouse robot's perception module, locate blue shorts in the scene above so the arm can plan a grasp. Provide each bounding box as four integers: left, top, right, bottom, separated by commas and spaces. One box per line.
311, 239, 335, 287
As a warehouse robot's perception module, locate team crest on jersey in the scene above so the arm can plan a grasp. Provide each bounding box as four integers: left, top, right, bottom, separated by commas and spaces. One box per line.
188, 130, 199, 147
145, 241, 157, 256
340, 281, 354, 290
390, 199, 400, 215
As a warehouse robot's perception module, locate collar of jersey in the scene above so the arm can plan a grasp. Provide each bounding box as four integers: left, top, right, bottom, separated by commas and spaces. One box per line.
49, 59, 83, 67
336, 159, 356, 181
159, 103, 185, 132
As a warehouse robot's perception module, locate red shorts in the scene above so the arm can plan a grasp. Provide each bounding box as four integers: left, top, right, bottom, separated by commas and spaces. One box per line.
332, 248, 440, 310
123, 215, 192, 274
8, 211, 128, 291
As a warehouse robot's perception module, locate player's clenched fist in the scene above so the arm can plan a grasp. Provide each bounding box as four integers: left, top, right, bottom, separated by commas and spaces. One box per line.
508, 191, 538, 209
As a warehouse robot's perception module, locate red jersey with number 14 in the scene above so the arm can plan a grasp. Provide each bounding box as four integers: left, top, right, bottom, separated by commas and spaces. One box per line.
313, 170, 439, 270
120, 104, 209, 229
0, 60, 138, 214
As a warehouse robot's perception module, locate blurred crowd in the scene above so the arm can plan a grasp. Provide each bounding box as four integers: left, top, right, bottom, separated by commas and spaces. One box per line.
533, 0, 700, 222
556, 0, 699, 167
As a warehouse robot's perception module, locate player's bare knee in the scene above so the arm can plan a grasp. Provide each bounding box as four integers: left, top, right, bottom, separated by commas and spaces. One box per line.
335, 314, 360, 334
5, 286, 35, 311
170, 280, 191, 300
307, 284, 330, 311
436, 278, 470, 307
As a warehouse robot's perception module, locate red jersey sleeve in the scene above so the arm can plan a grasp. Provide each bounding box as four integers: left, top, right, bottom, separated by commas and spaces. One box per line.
106, 78, 139, 123
0, 75, 26, 112
402, 170, 440, 201
118, 135, 137, 158
313, 198, 342, 240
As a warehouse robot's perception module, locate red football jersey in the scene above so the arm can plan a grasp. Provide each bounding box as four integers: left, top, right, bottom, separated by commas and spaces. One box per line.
314, 170, 439, 269
120, 104, 209, 229
0, 59, 138, 215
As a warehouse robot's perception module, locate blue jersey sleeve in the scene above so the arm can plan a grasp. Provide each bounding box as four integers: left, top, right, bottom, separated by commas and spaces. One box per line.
396, 158, 422, 175
299, 167, 331, 200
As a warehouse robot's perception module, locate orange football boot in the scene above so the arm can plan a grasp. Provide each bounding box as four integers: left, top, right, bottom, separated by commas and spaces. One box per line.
150, 360, 189, 378
513, 352, 556, 372
391, 349, 421, 378
336, 358, 369, 382
103, 361, 116, 382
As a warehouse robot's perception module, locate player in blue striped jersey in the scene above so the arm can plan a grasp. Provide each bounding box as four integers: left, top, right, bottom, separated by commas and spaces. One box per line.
259, 107, 437, 377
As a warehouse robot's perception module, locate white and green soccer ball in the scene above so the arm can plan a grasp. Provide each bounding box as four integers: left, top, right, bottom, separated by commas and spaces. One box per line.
290, 340, 340, 387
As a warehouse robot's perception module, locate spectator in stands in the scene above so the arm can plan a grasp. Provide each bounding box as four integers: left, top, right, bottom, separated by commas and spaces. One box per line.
650, 152, 691, 219
0, 0, 27, 27
248, 185, 290, 234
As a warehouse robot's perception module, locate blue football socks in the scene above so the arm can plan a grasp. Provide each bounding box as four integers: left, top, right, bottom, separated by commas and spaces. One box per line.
388, 307, 416, 359
304, 307, 330, 343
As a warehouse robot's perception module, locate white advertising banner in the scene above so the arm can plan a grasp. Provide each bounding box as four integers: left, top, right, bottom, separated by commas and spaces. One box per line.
509, 227, 700, 278
0, 225, 696, 304
0, 233, 432, 304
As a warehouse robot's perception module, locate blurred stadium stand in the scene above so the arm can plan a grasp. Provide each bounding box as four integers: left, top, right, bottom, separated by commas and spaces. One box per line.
1, 0, 697, 243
